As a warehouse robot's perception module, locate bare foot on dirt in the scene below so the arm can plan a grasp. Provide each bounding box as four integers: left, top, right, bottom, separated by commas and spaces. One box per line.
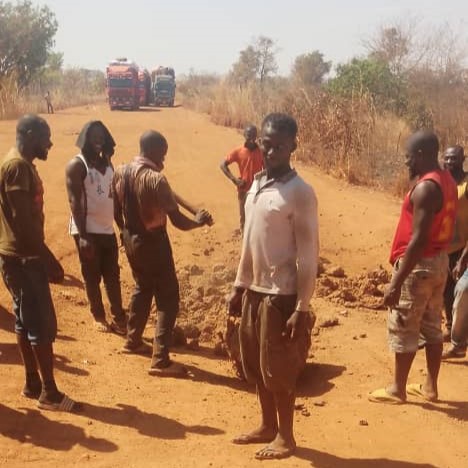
232, 426, 277, 445
255, 434, 296, 460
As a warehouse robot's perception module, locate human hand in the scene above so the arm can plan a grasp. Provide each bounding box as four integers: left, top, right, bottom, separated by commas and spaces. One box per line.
195, 209, 214, 226
227, 288, 244, 317
284, 310, 307, 340
79, 237, 95, 259
383, 283, 401, 308
234, 178, 247, 189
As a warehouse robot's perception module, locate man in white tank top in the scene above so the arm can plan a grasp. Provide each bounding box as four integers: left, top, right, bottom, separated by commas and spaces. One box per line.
65, 121, 126, 334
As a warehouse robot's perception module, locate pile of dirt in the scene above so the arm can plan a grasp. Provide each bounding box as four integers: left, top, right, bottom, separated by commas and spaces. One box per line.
315, 263, 391, 309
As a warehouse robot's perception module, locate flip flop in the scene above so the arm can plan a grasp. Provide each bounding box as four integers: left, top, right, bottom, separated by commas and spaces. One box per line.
38, 394, 83, 413
120, 342, 152, 355
148, 362, 188, 378
406, 383, 438, 402
94, 320, 110, 333
368, 388, 405, 404
255, 446, 296, 460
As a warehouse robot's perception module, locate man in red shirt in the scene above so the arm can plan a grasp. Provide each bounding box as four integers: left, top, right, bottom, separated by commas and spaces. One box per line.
369, 130, 457, 404
220, 125, 263, 233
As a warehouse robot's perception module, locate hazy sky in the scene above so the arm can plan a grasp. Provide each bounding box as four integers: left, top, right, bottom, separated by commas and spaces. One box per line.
32, 0, 467, 75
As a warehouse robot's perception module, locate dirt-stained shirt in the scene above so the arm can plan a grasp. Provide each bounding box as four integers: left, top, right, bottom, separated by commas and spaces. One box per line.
234, 170, 319, 311
113, 159, 178, 232
0, 148, 45, 257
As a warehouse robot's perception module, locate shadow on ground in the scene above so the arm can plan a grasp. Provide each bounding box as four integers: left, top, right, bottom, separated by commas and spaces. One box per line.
297, 362, 346, 397
82, 402, 224, 440
295, 446, 440, 468
0, 403, 117, 452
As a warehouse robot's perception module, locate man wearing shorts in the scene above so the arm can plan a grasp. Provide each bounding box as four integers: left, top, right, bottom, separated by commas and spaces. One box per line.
220, 125, 263, 234
229, 113, 319, 460
0, 115, 80, 412
369, 131, 457, 404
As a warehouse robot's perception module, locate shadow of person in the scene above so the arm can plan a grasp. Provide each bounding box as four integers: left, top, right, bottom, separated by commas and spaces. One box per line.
0, 403, 117, 452
414, 399, 468, 422
0, 303, 14, 333
295, 446, 440, 468
297, 362, 347, 397
184, 363, 252, 393
82, 403, 224, 440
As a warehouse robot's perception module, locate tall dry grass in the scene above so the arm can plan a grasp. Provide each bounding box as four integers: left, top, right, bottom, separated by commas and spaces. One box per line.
180, 78, 412, 192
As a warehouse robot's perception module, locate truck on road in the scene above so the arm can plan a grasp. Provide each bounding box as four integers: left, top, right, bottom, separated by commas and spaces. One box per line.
151, 66, 176, 107
106, 59, 139, 110
138, 69, 151, 106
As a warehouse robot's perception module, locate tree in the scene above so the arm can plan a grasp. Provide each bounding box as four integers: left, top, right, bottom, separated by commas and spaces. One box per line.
328, 57, 407, 113
292, 51, 331, 87
0, 0, 58, 88
229, 36, 278, 87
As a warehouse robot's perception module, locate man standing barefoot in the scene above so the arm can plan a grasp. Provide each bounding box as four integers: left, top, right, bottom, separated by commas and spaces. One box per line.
229, 113, 318, 460
0, 115, 80, 412
369, 131, 457, 404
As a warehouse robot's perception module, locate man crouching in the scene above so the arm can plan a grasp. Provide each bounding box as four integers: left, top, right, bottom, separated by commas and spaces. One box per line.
229, 113, 319, 460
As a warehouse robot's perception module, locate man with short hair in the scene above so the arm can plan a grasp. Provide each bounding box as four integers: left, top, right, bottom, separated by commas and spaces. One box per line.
44, 91, 53, 114
66, 121, 127, 334
220, 125, 263, 233
229, 113, 318, 460
369, 131, 457, 404
0, 114, 80, 412
442, 145, 467, 339
113, 130, 213, 377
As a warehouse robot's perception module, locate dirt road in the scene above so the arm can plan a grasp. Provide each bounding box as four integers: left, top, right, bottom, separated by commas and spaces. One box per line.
0, 105, 466, 468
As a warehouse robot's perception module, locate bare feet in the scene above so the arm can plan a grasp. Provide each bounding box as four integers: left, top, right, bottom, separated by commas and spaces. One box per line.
255, 434, 296, 460
232, 426, 277, 445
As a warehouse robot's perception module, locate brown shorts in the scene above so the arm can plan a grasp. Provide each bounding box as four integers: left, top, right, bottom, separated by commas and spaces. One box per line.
388, 252, 448, 353
239, 289, 313, 393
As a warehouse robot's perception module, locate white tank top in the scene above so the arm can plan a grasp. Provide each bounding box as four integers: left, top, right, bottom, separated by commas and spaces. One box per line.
69, 154, 115, 235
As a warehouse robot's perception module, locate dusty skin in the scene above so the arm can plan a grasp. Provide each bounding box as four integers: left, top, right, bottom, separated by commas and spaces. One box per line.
0, 104, 467, 468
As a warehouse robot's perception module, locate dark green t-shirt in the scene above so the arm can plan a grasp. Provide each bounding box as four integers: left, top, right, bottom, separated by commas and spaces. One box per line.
0, 148, 45, 257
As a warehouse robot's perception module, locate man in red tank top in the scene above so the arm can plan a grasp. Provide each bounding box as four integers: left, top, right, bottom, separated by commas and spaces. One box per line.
369, 131, 457, 405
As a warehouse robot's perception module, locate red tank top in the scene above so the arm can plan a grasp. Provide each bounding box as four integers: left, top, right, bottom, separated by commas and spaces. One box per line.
389, 170, 457, 265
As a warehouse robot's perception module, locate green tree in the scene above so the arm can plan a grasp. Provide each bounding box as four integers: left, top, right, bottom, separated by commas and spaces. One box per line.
0, 0, 58, 88
328, 57, 407, 113
292, 51, 331, 87
229, 36, 278, 87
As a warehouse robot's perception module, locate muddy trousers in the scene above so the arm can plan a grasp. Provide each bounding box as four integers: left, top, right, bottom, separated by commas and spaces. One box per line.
443, 249, 463, 330
122, 228, 179, 368
73, 234, 125, 324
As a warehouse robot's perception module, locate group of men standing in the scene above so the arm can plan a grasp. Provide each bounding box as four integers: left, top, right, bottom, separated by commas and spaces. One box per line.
0, 110, 467, 461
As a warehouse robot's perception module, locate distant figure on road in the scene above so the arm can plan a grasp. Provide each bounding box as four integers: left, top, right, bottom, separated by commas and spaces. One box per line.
44, 91, 54, 114
441, 145, 467, 340
113, 130, 213, 377
220, 125, 263, 234
66, 121, 127, 335
229, 114, 318, 460
369, 131, 457, 405
0, 115, 80, 412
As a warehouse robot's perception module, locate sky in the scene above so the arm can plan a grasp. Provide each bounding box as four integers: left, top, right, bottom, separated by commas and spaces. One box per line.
30, 0, 468, 76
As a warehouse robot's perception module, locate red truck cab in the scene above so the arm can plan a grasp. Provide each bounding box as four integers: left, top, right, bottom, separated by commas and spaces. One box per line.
106, 59, 139, 110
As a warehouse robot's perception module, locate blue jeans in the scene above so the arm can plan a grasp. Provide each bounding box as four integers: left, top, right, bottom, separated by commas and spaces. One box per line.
451, 269, 468, 351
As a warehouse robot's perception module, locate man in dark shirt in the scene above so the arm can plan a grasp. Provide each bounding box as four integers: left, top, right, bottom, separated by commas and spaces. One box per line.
0, 114, 80, 412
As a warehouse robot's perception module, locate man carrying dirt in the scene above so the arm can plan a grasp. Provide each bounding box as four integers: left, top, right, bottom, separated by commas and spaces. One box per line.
369, 131, 457, 404
229, 113, 318, 460
442, 145, 467, 340
220, 125, 263, 234
0, 115, 80, 412
113, 130, 213, 377
65, 121, 127, 334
